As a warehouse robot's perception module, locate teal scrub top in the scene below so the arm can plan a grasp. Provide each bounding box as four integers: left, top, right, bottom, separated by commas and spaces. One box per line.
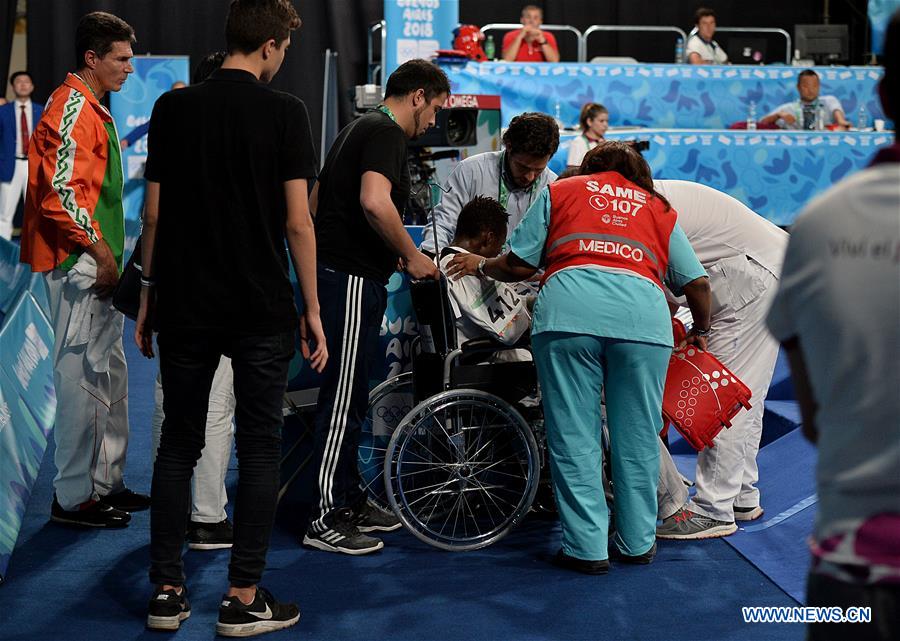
508, 187, 707, 348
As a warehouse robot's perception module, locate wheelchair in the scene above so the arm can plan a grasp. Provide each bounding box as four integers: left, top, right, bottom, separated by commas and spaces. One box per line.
358, 276, 548, 551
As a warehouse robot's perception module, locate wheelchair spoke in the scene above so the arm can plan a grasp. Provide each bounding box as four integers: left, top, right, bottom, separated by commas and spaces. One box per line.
406, 430, 453, 465
441, 491, 464, 538
467, 471, 522, 499
467, 477, 505, 527
422, 483, 449, 525
474, 484, 525, 504
467, 428, 519, 465
430, 411, 465, 461
402, 479, 459, 509
393, 464, 456, 477
358, 459, 386, 478
472, 461, 530, 481
459, 490, 481, 538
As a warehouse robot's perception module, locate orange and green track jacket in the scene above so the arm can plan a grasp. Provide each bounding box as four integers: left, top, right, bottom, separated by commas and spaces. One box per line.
20, 73, 124, 273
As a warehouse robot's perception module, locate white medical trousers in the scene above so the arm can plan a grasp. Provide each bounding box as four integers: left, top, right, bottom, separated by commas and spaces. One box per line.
687, 256, 780, 522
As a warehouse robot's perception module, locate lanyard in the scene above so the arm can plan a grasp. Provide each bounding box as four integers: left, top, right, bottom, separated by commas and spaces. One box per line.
377, 103, 397, 123
582, 134, 601, 149
73, 73, 99, 100
498, 151, 539, 212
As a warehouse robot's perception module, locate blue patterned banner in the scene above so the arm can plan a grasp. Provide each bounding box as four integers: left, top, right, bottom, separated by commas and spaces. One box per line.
553, 130, 894, 226
441, 61, 887, 130
0, 292, 56, 582
0, 238, 30, 319
869, 0, 900, 54
384, 0, 459, 77
109, 56, 191, 227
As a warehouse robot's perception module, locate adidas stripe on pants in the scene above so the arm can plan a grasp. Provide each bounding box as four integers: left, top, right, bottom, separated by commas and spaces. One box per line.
308, 264, 386, 532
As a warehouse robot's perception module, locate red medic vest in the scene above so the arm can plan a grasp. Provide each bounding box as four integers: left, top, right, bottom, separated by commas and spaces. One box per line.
541, 172, 677, 290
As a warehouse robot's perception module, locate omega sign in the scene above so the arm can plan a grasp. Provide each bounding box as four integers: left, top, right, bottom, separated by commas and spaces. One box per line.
441, 94, 501, 109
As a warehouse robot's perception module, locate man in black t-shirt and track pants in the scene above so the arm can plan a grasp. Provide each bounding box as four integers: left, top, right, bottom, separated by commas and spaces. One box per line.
135, 1, 327, 636
304, 59, 449, 555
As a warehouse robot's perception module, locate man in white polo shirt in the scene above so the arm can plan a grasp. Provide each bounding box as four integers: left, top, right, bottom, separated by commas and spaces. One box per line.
685, 7, 729, 65
653, 180, 788, 539
420, 112, 558, 255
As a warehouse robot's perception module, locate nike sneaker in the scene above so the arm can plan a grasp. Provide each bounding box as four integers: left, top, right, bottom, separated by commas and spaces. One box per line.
216, 587, 300, 637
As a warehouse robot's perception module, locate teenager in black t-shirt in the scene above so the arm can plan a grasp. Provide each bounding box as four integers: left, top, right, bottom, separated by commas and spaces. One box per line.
135, 1, 325, 635
304, 59, 449, 555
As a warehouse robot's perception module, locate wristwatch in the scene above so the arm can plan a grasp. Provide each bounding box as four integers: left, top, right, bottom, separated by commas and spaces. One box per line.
690, 326, 712, 337
476, 257, 487, 277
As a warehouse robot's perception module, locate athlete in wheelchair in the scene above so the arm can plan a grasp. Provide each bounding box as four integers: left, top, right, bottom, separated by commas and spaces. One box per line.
358, 197, 551, 551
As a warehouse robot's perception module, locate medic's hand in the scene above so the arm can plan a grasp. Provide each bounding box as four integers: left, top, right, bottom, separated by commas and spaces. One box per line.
445, 253, 483, 280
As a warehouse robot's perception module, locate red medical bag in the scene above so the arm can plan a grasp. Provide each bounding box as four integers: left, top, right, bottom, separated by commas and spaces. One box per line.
662, 319, 752, 451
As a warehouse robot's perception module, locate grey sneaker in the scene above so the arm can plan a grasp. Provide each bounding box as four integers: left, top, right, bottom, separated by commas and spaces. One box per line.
303, 508, 384, 555
733, 505, 764, 521
353, 499, 402, 533
656, 507, 737, 540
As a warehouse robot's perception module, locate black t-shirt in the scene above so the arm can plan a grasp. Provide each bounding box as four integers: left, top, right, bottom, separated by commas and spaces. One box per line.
144, 68, 317, 334
315, 110, 409, 284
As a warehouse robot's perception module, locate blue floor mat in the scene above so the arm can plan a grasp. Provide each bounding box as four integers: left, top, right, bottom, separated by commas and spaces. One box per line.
726, 427, 817, 604
669, 398, 816, 604
0, 323, 807, 640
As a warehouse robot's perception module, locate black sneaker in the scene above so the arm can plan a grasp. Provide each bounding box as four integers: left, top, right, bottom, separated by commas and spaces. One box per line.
302, 508, 384, 555
352, 499, 402, 533
551, 549, 610, 575
187, 519, 234, 550
609, 542, 657, 565
216, 587, 300, 638
147, 585, 191, 631
102, 488, 151, 512
50, 495, 130, 528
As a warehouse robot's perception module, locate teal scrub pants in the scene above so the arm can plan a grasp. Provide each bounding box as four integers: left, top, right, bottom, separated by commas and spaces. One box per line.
533, 331, 670, 560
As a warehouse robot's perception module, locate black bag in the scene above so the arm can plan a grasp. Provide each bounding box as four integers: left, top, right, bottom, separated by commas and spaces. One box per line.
112, 235, 142, 320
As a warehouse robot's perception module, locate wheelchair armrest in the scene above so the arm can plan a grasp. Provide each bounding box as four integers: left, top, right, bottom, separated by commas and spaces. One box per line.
460, 333, 531, 355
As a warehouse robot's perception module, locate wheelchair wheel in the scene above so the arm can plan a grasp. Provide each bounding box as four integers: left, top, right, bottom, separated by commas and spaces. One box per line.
384, 389, 540, 551
358, 372, 413, 511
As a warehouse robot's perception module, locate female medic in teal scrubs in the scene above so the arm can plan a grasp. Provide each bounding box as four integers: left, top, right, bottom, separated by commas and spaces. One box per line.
447, 141, 711, 573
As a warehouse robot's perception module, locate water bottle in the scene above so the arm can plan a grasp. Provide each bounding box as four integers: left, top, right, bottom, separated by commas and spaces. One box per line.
554, 101, 563, 128
857, 103, 868, 130
484, 35, 496, 61
675, 38, 684, 64
747, 101, 757, 130
816, 103, 825, 130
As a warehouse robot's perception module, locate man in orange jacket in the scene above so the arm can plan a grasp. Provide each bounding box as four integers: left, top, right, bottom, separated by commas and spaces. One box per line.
20, 11, 148, 528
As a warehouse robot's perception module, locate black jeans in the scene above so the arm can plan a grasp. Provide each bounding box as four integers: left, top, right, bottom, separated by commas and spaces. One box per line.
149, 329, 294, 588
807, 572, 900, 641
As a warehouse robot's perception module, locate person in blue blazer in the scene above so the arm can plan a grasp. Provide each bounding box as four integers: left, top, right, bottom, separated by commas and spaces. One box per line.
0, 71, 43, 239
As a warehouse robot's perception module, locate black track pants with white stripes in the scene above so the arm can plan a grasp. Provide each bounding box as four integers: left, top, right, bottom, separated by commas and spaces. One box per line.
308, 264, 387, 532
